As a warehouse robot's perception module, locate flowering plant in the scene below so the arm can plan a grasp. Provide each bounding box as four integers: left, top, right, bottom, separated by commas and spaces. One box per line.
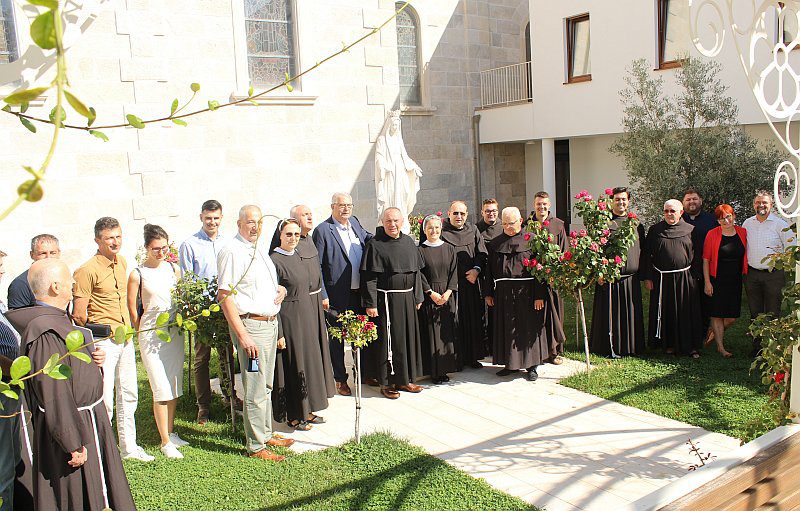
408, 210, 443, 242
135, 241, 179, 265
170, 272, 227, 346
524, 188, 639, 292
327, 310, 378, 349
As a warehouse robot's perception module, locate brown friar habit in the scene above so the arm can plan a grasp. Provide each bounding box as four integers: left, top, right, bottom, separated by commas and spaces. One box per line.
589, 217, 647, 357
438, 220, 488, 365
640, 219, 703, 354
418, 242, 459, 378
5, 305, 136, 511
476, 219, 503, 245
477, 218, 503, 356
360, 228, 425, 386
270, 248, 335, 424
485, 232, 553, 369
527, 214, 567, 356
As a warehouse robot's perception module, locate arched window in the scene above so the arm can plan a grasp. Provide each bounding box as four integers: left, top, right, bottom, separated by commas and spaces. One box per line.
0, 0, 19, 64
395, 3, 421, 105
244, 0, 296, 86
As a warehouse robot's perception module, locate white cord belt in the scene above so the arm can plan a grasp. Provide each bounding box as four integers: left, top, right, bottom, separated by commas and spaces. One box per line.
493, 277, 536, 283
309, 288, 322, 295
20, 401, 32, 464
378, 287, 414, 375
654, 265, 691, 339
38, 397, 109, 508
606, 274, 635, 357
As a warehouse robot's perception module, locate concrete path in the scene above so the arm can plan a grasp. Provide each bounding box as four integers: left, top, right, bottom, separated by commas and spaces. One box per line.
216, 357, 740, 511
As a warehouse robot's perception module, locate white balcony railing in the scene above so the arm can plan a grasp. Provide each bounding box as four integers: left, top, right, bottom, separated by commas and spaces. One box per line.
479, 61, 533, 108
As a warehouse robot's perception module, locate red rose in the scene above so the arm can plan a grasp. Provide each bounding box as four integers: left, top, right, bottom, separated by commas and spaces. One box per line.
605, 188, 613, 195
628, 212, 637, 219
357, 314, 367, 322
523, 233, 531, 241
531, 258, 537, 266
436, 211, 443, 216
775, 372, 786, 384
614, 256, 623, 265
584, 195, 593, 202
543, 220, 550, 227
563, 251, 573, 261
570, 231, 577, 238
598, 202, 607, 211
418, 219, 423, 224
522, 258, 530, 267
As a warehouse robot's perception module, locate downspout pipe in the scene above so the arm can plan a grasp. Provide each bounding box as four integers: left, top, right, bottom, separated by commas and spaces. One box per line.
472, 113, 482, 209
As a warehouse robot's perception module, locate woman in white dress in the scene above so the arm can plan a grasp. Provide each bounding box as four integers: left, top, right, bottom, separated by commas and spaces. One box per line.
126, 224, 187, 459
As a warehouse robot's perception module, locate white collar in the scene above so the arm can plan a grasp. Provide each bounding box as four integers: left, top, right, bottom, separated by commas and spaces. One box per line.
423, 240, 444, 247
334, 219, 351, 230
274, 247, 295, 256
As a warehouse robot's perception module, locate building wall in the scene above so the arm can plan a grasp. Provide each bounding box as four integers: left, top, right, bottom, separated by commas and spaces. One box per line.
0, 0, 529, 295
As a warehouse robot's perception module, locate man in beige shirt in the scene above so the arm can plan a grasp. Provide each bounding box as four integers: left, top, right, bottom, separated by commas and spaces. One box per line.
73, 217, 153, 462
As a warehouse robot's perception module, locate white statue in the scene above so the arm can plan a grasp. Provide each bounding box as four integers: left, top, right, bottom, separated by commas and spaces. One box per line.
374, 110, 422, 233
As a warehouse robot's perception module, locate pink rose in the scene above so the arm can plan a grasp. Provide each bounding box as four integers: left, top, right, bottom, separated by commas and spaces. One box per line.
570, 230, 577, 238
547, 234, 553, 242
436, 211, 443, 216
614, 256, 623, 265
605, 188, 613, 196
602, 229, 610, 236
536, 264, 543, 271
600, 237, 608, 245
628, 212, 637, 219
590, 242, 599, 252
418, 219, 423, 224
598, 202, 607, 211
579, 229, 587, 237
574, 192, 582, 199
545, 268, 551, 274
523, 233, 531, 241
570, 238, 578, 248
543, 220, 550, 227
601, 257, 609, 265
584, 195, 593, 202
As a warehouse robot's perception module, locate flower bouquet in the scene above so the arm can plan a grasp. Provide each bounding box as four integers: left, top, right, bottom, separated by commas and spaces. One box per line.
524, 188, 639, 370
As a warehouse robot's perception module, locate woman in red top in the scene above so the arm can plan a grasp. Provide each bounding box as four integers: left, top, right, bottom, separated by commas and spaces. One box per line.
702, 204, 748, 358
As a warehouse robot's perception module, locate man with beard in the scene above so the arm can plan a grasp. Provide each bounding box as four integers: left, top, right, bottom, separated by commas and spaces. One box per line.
682, 188, 717, 344
439, 200, 487, 369
6, 259, 136, 511
528, 191, 567, 364
589, 187, 647, 357
361, 207, 425, 399
485, 207, 551, 381
641, 199, 703, 357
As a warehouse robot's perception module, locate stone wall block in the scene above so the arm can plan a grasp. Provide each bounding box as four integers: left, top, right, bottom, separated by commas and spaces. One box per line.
119, 57, 168, 81
132, 194, 178, 220
363, 8, 393, 29
364, 46, 396, 68
128, 149, 174, 174
115, 10, 167, 36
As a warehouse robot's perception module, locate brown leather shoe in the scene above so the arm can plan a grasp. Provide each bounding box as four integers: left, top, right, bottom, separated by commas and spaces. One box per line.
248, 449, 285, 462
397, 383, 422, 393
266, 436, 295, 447
381, 387, 400, 399
550, 356, 564, 365
364, 378, 380, 387
196, 408, 210, 425
336, 381, 352, 396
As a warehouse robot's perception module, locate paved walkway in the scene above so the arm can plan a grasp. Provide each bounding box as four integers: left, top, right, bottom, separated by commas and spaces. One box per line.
218, 357, 740, 511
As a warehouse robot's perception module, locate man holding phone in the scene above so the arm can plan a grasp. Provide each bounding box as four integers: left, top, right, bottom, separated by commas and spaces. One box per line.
217, 205, 290, 461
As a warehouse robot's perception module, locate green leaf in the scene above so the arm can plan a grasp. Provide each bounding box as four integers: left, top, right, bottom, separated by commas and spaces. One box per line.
175, 313, 183, 328
19, 117, 36, 133
30, 11, 56, 50
1, 105, 9, 112
0, 381, 8, 392
42, 353, 59, 375
89, 129, 108, 142
1, 389, 18, 400
70, 351, 91, 364
170, 98, 178, 115
286, 84, 294, 93
64, 90, 91, 118
114, 325, 127, 344
48, 364, 72, 380
125, 326, 136, 341
17, 180, 43, 202
171, 118, 187, 126
87, 107, 97, 127
4, 86, 49, 105
65, 329, 84, 352
156, 312, 170, 327
207, 100, 219, 111
27, 0, 59, 8
126, 114, 145, 129
190, 83, 200, 92
209, 303, 220, 313
184, 319, 197, 333
20, 101, 29, 113
10, 356, 31, 381
201, 309, 210, 317
48, 106, 66, 126
156, 330, 171, 343
248, 85, 254, 96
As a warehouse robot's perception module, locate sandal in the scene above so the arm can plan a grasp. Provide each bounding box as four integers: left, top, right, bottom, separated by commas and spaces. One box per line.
306, 414, 326, 424
703, 328, 715, 347
288, 420, 312, 431
690, 351, 700, 359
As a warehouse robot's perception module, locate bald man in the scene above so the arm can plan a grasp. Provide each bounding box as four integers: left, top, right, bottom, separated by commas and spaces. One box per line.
6, 259, 136, 511
641, 199, 703, 357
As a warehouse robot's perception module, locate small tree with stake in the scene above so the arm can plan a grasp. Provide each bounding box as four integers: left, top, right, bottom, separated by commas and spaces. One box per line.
524, 188, 639, 371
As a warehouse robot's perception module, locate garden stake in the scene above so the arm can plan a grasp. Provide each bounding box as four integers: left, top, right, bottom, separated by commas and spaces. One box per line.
577, 288, 591, 372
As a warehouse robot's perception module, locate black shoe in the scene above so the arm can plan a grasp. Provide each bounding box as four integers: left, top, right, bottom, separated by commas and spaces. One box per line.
527, 367, 539, 382
496, 368, 515, 376
440, 374, 450, 382
470, 361, 483, 369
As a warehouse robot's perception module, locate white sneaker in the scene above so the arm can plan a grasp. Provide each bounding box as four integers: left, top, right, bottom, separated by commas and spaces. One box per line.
122, 446, 155, 462
160, 442, 184, 459
169, 433, 189, 447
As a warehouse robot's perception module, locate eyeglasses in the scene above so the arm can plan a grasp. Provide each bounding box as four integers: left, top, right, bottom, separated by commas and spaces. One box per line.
484, 209, 498, 214
664, 209, 678, 214
150, 246, 168, 253
451, 211, 467, 216
335, 204, 353, 209
283, 233, 301, 238
718, 214, 734, 222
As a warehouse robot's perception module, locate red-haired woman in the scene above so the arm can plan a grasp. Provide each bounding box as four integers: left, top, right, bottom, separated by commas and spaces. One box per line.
702, 204, 747, 358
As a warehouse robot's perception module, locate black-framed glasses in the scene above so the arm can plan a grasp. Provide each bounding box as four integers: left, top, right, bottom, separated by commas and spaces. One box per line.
451, 211, 467, 216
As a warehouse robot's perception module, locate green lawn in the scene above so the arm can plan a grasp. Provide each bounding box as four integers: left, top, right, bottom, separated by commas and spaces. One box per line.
558, 287, 773, 442
124, 350, 536, 511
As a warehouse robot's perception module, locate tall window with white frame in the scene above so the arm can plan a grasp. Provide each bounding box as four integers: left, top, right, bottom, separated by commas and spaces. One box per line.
396, 3, 421, 105
566, 14, 591, 83
244, 0, 296, 87
657, 0, 689, 69
0, 0, 18, 64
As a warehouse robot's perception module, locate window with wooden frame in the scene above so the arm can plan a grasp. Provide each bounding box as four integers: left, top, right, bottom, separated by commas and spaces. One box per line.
657, 0, 689, 69
566, 14, 591, 83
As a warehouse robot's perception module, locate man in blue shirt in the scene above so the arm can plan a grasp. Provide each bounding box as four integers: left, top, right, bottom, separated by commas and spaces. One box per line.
179, 200, 239, 424
7, 234, 60, 310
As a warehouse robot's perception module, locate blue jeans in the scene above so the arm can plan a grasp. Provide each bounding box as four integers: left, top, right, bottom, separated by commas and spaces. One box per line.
0, 394, 20, 511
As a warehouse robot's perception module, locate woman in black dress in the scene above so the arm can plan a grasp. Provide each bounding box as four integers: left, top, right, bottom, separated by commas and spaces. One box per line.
418, 215, 459, 383
270, 219, 334, 430
702, 204, 748, 358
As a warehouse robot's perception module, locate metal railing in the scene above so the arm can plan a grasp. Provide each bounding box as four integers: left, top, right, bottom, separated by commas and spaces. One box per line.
479, 61, 532, 108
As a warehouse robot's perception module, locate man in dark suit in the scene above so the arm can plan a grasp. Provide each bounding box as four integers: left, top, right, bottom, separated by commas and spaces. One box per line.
312, 192, 373, 396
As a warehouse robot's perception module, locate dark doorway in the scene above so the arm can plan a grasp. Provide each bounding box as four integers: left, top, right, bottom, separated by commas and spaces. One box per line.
554, 139, 571, 230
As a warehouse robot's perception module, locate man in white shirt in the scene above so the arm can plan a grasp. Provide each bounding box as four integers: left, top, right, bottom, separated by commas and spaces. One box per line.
742, 191, 795, 355
217, 205, 291, 461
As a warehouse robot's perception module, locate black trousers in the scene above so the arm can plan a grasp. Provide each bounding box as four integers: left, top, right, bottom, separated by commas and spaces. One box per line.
330, 289, 363, 383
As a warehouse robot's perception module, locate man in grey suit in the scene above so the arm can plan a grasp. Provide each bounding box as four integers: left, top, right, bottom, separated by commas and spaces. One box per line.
312, 192, 373, 396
